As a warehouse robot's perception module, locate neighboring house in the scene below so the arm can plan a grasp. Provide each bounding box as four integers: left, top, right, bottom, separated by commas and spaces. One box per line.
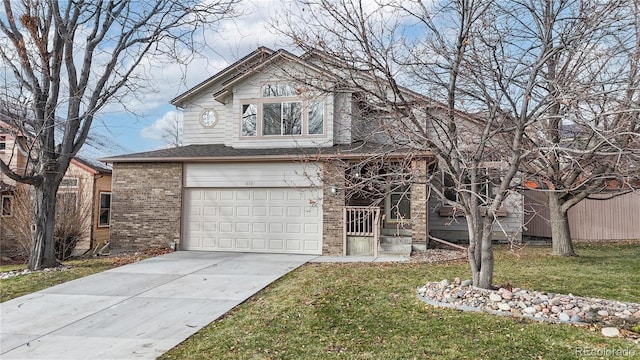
0, 122, 112, 257
101, 47, 524, 256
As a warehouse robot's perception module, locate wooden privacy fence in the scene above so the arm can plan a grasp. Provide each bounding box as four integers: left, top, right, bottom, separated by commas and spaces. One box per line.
523, 190, 640, 241
343, 206, 381, 256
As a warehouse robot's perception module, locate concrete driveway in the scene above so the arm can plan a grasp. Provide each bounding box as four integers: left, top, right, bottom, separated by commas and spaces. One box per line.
0, 251, 315, 359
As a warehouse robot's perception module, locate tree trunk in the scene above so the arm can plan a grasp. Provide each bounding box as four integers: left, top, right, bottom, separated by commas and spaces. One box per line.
548, 192, 577, 256
477, 221, 494, 289
466, 211, 494, 289
28, 180, 60, 270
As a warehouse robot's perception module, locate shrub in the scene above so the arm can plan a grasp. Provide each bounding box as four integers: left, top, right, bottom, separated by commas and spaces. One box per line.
2, 184, 91, 261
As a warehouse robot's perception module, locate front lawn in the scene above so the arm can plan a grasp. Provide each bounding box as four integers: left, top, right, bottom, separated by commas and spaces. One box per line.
160, 244, 640, 360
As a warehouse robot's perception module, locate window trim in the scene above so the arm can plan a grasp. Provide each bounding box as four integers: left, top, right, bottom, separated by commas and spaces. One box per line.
60, 177, 79, 188
438, 169, 505, 217
1, 195, 12, 217
98, 192, 111, 228
385, 184, 411, 223
199, 108, 219, 128
239, 83, 326, 139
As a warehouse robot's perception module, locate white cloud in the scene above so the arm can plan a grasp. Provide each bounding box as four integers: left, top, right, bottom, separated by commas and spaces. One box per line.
140, 111, 183, 141
102, 0, 292, 118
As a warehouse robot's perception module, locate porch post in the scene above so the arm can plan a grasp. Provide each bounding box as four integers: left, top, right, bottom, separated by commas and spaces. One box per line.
411, 159, 429, 251
321, 161, 346, 255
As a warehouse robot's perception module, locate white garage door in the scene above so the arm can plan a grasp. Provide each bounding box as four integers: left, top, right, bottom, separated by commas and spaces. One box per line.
183, 188, 322, 254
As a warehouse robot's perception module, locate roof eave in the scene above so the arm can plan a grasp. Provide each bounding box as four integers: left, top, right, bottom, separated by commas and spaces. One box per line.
170, 47, 276, 107
99, 151, 432, 164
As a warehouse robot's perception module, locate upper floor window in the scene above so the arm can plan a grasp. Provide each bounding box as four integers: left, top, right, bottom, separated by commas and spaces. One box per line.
241, 83, 325, 138
262, 84, 298, 97
0, 135, 6, 150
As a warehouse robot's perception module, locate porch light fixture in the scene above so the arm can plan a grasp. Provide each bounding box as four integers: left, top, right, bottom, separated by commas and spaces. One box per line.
330, 185, 338, 194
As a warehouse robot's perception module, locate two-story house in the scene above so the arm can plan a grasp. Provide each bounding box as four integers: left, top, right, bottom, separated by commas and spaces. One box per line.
0, 121, 112, 259
101, 47, 524, 256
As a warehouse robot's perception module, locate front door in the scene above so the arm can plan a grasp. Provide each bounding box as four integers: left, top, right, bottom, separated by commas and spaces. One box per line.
385, 185, 411, 224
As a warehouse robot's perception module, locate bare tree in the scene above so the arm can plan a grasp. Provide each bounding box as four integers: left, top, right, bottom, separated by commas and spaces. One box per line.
0, 0, 238, 269
161, 112, 183, 148
275, 0, 538, 289
275, 0, 638, 287
519, 0, 640, 256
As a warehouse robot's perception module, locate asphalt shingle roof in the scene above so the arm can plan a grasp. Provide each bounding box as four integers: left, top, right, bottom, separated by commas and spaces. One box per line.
99, 142, 415, 163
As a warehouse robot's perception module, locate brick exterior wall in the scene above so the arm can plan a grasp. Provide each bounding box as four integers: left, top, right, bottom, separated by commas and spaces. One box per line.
322, 161, 346, 255
411, 159, 429, 251
110, 162, 182, 250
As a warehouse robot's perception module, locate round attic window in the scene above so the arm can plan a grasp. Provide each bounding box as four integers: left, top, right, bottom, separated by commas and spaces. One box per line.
200, 109, 218, 127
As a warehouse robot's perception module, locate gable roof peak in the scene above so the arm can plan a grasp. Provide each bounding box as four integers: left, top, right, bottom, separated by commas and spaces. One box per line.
170, 47, 277, 107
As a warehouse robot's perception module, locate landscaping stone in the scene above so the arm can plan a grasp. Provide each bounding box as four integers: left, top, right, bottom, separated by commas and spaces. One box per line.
524, 307, 537, 314
417, 278, 640, 335
558, 312, 571, 322
0, 266, 70, 280
601, 327, 620, 338
461, 279, 473, 287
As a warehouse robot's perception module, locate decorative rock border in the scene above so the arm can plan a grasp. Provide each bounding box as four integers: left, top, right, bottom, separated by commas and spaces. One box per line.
0, 265, 70, 280
417, 278, 640, 338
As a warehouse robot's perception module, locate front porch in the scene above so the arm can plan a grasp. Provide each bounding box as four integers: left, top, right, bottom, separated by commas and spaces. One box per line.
321, 159, 431, 257
343, 205, 417, 257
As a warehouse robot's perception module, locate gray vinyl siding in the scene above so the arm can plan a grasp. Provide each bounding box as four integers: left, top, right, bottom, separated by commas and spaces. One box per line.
182, 90, 228, 146
428, 193, 524, 242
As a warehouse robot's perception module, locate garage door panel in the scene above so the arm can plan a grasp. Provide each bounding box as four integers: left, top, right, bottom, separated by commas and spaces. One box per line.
203, 191, 217, 201
236, 206, 250, 216
252, 223, 267, 232
305, 207, 320, 217
235, 238, 250, 249
269, 223, 284, 233
237, 190, 251, 200
252, 239, 267, 250
253, 207, 267, 216
236, 222, 250, 232
269, 239, 284, 251
183, 188, 322, 254
286, 240, 301, 251
304, 223, 320, 233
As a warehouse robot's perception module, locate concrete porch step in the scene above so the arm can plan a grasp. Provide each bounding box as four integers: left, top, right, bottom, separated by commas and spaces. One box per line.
379, 236, 412, 245
378, 245, 412, 256
378, 235, 412, 256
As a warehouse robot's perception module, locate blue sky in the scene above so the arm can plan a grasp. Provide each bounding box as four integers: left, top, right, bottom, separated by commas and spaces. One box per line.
91, 0, 288, 156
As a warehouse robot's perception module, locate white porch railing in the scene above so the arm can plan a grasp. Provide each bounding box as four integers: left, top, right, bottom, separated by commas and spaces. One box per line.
343, 206, 381, 257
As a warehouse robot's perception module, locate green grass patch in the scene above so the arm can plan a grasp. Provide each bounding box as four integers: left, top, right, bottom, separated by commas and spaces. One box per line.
161, 244, 640, 360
